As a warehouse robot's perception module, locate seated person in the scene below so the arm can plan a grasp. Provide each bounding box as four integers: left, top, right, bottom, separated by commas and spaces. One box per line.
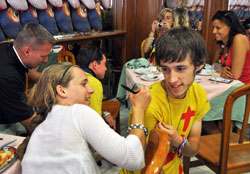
0, 23, 55, 133
203, 10, 250, 135
173, 8, 189, 27
212, 10, 250, 84
76, 45, 116, 129
20, 63, 152, 173
121, 27, 210, 174
143, 8, 173, 61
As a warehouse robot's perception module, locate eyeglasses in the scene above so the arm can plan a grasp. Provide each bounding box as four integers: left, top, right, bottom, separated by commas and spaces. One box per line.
58, 65, 73, 84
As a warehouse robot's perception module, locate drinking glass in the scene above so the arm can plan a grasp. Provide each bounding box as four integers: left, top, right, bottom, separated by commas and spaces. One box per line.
211, 63, 221, 84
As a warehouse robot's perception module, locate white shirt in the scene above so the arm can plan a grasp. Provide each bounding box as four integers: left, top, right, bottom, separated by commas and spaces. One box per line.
22, 104, 145, 174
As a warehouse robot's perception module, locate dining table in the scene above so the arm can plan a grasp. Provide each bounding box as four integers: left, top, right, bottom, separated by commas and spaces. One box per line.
0, 133, 25, 174
116, 66, 248, 128
123, 67, 242, 100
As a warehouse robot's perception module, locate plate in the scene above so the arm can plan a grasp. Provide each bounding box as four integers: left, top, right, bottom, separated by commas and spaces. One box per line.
204, 64, 212, 69
149, 66, 158, 73
198, 69, 212, 76
0, 146, 17, 173
209, 77, 233, 83
141, 75, 159, 81
134, 68, 150, 75
194, 77, 201, 83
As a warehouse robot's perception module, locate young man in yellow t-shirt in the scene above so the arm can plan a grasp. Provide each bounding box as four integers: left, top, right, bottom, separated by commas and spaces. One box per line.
121, 27, 210, 174
76, 45, 116, 130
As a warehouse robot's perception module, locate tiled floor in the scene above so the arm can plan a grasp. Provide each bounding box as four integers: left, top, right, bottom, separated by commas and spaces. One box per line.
99, 102, 220, 174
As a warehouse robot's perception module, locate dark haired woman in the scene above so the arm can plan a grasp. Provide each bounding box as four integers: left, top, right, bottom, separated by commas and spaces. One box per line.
212, 10, 250, 84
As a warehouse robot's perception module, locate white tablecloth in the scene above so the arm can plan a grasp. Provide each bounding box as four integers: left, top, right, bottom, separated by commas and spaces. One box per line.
125, 68, 241, 101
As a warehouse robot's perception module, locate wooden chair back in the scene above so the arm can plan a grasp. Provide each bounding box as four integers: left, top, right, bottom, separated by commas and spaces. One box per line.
219, 83, 250, 173
102, 100, 121, 134
184, 83, 250, 174
142, 128, 169, 174
57, 50, 76, 65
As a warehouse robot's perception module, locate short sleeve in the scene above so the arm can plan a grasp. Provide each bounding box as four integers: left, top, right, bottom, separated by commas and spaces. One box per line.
193, 84, 210, 123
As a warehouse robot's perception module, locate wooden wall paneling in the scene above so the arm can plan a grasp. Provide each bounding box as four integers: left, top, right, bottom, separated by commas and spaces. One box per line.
112, 0, 123, 30
125, 0, 137, 62
202, 0, 229, 64
112, 0, 163, 65
112, 0, 127, 65
135, 0, 148, 59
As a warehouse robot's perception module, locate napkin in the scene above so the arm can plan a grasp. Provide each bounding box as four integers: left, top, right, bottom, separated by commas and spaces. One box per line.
116, 58, 150, 100
126, 58, 150, 69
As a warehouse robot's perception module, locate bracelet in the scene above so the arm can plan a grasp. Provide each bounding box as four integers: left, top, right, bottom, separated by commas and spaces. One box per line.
175, 135, 189, 156
148, 32, 154, 37
102, 111, 110, 118
148, 36, 154, 40
127, 124, 148, 137
147, 37, 154, 43
148, 31, 154, 38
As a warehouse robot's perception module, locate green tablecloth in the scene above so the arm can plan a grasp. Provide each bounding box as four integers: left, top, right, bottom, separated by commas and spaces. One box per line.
202, 82, 250, 129
0, 123, 27, 136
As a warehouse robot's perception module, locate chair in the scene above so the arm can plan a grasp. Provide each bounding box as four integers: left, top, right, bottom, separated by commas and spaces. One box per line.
57, 50, 76, 65
141, 39, 147, 58
184, 83, 250, 174
102, 100, 121, 134
142, 128, 169, 174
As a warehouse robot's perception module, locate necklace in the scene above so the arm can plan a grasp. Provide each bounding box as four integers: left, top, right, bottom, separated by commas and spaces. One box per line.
218, 44, 228, 67
162, 81, 183, 153
162, 81, 182, 132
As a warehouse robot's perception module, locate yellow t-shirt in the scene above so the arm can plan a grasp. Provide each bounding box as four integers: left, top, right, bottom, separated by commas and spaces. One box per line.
86, 72, 103, 116
120, 80, 210, 174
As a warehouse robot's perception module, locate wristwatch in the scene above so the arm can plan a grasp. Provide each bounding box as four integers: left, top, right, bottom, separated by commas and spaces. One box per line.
102, 111, 110, 118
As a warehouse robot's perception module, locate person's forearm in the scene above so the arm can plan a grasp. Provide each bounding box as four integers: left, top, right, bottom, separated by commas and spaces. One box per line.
143, 31, 155, 54
21, 112, 37, 129
129, 108, 146, 150
181, 138, 199, 157
28, 69, 41, 82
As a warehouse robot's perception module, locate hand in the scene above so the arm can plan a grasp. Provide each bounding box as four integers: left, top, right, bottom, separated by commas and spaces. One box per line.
104, 114, 116, 130
156, 122, 183, 148
221, 66, 234, 79
162, 22, 171, 29
151, 20, 159, 33
129, 86, 151, 111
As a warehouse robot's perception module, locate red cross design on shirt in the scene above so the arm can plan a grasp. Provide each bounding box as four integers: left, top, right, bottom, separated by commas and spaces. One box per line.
181, 106, 195, 131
